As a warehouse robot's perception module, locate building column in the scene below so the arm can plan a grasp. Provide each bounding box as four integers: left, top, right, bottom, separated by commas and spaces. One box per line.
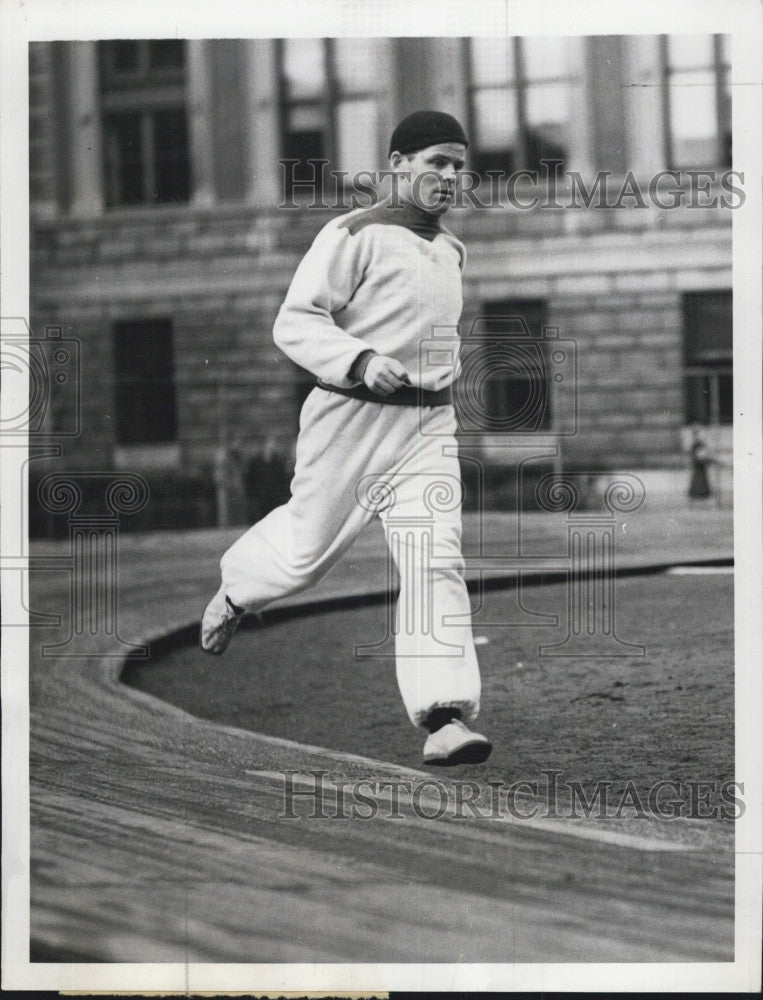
622, 35, 666, 177
67, 42, 104, 217
243, 39, 281, 206
394, 38, 434, 119
186, 40, 216, 208
29, 43, 59, 220
428, 38, 469, 128
586, 36, 628, 177
566, 36, 594, 178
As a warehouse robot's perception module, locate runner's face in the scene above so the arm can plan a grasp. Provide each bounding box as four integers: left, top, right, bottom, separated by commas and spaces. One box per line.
392, 142, 466, 214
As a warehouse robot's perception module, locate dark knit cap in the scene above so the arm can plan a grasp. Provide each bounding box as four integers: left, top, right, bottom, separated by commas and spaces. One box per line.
388, 110, 468, 156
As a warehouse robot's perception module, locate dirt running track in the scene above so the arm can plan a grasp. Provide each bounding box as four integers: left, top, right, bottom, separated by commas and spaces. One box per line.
25, 511, 735, 966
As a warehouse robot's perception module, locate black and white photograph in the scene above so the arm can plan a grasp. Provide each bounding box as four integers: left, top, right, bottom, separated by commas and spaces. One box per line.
1, 0, 761, 992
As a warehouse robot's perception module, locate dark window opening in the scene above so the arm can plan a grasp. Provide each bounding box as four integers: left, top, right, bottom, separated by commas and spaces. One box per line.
682, 291, 732, 426
98, 40, 190, 207
471, 149, 517, 177
472, 140, 565, 179
113, 319, 178, 444
684, 372, 733, 425
149, 40, 185, 72
99, 39, 186, 88
103, 110, 190, 207
103, 112, 144, 206
153, 110, 190, 203
459, 300, 551, 432
108, 40, 140, 75
283, 129, 327, 197
525, 134, 566, 171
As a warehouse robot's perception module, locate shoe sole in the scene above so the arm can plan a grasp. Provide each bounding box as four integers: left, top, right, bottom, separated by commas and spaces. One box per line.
424, 739, 493, 767
199, 640, 225, 655
199, 608, 259, 655
199, 624, 238, 656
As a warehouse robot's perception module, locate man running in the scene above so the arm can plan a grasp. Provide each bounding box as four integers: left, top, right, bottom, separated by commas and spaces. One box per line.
201, 110, 491, 766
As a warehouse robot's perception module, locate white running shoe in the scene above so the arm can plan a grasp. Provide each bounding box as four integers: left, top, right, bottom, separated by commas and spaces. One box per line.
422, 718, 492, 766
200, 585, 245, 655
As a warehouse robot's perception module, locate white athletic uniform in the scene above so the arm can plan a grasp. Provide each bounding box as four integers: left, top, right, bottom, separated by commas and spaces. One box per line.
220, 199, 481, 728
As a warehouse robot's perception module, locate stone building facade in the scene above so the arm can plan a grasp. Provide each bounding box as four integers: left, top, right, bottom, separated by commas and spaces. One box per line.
29, 35, 734, 525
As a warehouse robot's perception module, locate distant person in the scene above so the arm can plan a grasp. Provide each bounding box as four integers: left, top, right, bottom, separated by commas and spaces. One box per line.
199, 111, 491, 767
688, 425, 712, 500
213, 436, 248, 526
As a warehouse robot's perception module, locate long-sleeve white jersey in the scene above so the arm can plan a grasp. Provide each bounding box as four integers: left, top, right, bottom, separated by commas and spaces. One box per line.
272, 199, 467, 391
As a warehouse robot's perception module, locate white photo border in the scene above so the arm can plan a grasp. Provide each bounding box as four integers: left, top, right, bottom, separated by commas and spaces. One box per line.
2, 0, 761, 992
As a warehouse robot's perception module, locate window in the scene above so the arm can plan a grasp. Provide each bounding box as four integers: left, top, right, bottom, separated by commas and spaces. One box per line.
661, 34, 731, 169
113, 319, 178, 444
277, 37, 382, 197
465, 37, 571, 176
683, 292, 732, 425
460, 300, 551, 432
98, 40, 190, 206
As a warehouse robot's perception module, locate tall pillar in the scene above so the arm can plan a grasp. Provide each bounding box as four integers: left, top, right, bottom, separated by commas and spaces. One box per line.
394, 38, 434, 119
186, 40, 216, 208
243, 39, 281, 206
566, 36, 594, 178
67, 42, 104, 217
586, 36, 628, 176
623, 35, 666, 177
373, 40, 397, 172
428, 37, 469, 124
29, 43, 59, 220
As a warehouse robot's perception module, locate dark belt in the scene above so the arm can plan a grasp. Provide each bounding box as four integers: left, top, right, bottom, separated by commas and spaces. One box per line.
316, 378, 453, 407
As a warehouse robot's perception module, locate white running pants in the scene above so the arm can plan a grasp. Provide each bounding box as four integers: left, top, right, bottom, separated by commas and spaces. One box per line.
221, 387, 481, 728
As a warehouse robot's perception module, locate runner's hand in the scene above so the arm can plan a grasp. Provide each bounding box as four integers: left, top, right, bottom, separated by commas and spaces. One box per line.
363, 356, 412, 396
